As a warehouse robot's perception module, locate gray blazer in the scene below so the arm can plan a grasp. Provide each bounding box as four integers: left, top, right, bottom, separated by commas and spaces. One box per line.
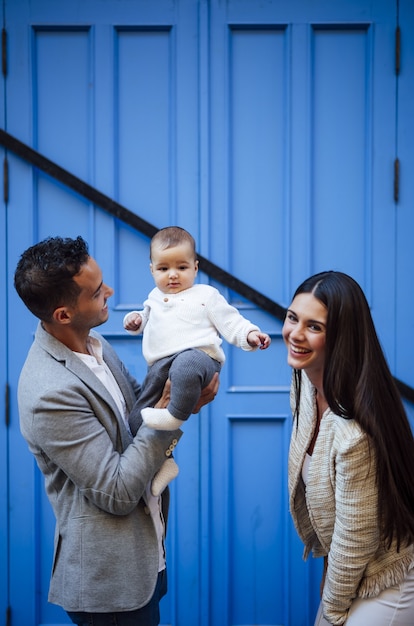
18, 322, 181, 613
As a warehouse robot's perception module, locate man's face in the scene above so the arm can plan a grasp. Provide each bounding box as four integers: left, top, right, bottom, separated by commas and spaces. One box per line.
69, 256, 114, 331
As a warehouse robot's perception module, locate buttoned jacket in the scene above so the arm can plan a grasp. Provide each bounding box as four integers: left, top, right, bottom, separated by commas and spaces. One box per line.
288, 372, 414, 625
18, 322, 181, 613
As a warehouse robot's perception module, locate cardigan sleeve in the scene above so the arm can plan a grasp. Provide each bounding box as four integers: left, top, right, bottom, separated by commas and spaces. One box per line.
322, 429, 380, 625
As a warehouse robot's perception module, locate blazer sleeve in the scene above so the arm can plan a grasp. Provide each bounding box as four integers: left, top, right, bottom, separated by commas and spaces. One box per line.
18, 336, 182, 516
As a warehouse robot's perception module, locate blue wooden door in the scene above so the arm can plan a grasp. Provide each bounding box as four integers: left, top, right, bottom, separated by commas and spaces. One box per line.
396, 2, 414, 398
0, 45, 8, 625
207, 2, 404, 624
3, 1, 413, 625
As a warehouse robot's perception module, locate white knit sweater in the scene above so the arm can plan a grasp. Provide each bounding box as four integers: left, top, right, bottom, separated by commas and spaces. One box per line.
288, 372, 414, 625
124, 284, 260, 366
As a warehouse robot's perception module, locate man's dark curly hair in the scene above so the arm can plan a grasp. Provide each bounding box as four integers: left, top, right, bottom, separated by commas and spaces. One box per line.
14, 236, 90, 322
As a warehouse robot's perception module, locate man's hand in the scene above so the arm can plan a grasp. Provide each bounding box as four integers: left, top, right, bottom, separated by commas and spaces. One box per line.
192, 372, 219, 413
155, 372, 220, 413
155, 379, 171, 409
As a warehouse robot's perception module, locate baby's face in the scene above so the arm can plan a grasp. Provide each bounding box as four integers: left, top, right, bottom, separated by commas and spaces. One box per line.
150, 242, 198, 294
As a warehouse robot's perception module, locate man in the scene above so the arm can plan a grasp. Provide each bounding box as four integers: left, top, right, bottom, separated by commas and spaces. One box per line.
14, 235, 218, 626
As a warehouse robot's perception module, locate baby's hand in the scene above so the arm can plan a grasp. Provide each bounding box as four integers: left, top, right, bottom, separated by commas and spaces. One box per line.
247, 330, 271, 350
124, 312, 142, 331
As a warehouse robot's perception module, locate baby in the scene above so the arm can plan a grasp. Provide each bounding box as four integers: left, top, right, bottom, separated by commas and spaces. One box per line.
124, 226, 271, 495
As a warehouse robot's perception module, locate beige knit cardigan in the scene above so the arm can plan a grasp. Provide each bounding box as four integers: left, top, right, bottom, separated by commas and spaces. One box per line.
288, 372, 414, 625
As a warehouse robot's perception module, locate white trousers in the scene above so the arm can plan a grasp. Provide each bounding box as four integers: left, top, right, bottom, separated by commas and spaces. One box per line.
314, 567, 414, 626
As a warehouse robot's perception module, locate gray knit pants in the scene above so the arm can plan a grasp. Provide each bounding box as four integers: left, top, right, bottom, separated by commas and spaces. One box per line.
129, 349, 221, 432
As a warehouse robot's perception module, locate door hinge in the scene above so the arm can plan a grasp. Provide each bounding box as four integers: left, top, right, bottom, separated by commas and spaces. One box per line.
2, 28, 6, 77
3, 155, 8, 203
394, 158, 400, 203
5, 383, 10, 427
395, 26, 400, 75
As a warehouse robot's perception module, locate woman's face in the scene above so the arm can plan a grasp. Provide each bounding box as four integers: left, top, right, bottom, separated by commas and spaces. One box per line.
282, 292, 327, 382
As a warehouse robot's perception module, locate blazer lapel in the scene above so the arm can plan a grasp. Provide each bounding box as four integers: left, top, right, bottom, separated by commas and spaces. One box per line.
35, 323, 132, 446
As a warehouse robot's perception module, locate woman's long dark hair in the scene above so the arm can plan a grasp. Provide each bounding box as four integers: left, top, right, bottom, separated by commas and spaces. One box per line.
291, 271, 414, 549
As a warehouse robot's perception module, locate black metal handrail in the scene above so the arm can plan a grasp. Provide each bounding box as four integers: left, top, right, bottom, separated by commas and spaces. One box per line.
1, 128, 413, 404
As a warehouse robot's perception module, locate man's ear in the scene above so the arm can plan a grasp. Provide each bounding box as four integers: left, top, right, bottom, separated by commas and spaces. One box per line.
52, 306, 72, 325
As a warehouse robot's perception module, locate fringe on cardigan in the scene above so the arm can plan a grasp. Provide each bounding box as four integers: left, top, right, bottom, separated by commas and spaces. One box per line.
357, 553, 414, 598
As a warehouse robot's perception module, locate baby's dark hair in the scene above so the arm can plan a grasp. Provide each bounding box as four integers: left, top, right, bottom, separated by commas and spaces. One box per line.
150, 226, 196, 260
14, 235, 90, 322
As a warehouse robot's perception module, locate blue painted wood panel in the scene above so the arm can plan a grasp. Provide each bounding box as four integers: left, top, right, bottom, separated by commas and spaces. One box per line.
0, 119, 8, 626
311, 26, 371, 275
3, 1, 413, 625
396, 1, 414, 399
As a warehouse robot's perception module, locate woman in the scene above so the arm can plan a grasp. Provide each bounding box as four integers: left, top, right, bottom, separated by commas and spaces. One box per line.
283, 271, 414, 625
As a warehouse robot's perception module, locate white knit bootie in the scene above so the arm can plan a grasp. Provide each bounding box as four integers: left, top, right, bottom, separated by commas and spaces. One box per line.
141, 407, 184, 430
151, 458, 180, 496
